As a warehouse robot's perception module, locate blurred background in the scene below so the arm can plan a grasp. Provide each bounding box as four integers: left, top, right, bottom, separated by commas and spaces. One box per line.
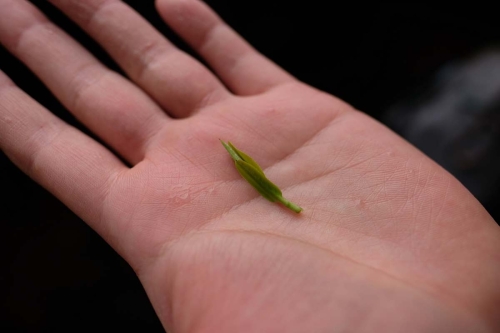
1, 1, 499, 331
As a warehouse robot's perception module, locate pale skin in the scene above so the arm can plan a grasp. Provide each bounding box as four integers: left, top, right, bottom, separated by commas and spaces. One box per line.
0, 0, 499, 332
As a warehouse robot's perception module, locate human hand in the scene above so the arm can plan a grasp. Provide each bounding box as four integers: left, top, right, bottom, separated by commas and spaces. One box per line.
1, 0, 499, 332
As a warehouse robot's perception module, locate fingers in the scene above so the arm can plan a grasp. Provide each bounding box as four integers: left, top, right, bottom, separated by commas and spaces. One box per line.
0, 70, 126, 236
0, 0, 167, 164
48, 0, 231, 116
155, 0, 296, 95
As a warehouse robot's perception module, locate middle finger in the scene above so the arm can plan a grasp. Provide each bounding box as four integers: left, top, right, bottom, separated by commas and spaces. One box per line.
49, 0, 232, 117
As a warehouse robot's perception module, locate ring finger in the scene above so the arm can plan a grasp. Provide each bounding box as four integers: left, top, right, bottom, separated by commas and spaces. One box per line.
0, 0, 169, 164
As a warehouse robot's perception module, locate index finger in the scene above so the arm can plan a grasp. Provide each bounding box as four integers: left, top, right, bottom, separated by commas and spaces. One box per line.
156, 0, 296, 95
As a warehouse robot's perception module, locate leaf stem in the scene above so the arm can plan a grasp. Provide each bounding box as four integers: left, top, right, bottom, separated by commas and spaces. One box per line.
276, 196, 303, 213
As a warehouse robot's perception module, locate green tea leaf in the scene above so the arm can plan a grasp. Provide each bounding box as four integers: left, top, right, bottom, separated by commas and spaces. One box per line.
228, 142, 264, 174
235, 160, 282, 202
220, 140, 242, 162
220, 140, 303, 213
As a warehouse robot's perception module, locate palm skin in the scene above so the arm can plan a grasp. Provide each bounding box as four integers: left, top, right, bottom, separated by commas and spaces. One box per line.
124, 83, 500, 332
0, 1, 499, 332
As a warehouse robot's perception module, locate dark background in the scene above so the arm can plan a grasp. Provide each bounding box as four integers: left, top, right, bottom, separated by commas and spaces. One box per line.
1, 1, 499, 332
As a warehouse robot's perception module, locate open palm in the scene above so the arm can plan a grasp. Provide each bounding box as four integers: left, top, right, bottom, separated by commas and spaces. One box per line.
1, 0, 499, 332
